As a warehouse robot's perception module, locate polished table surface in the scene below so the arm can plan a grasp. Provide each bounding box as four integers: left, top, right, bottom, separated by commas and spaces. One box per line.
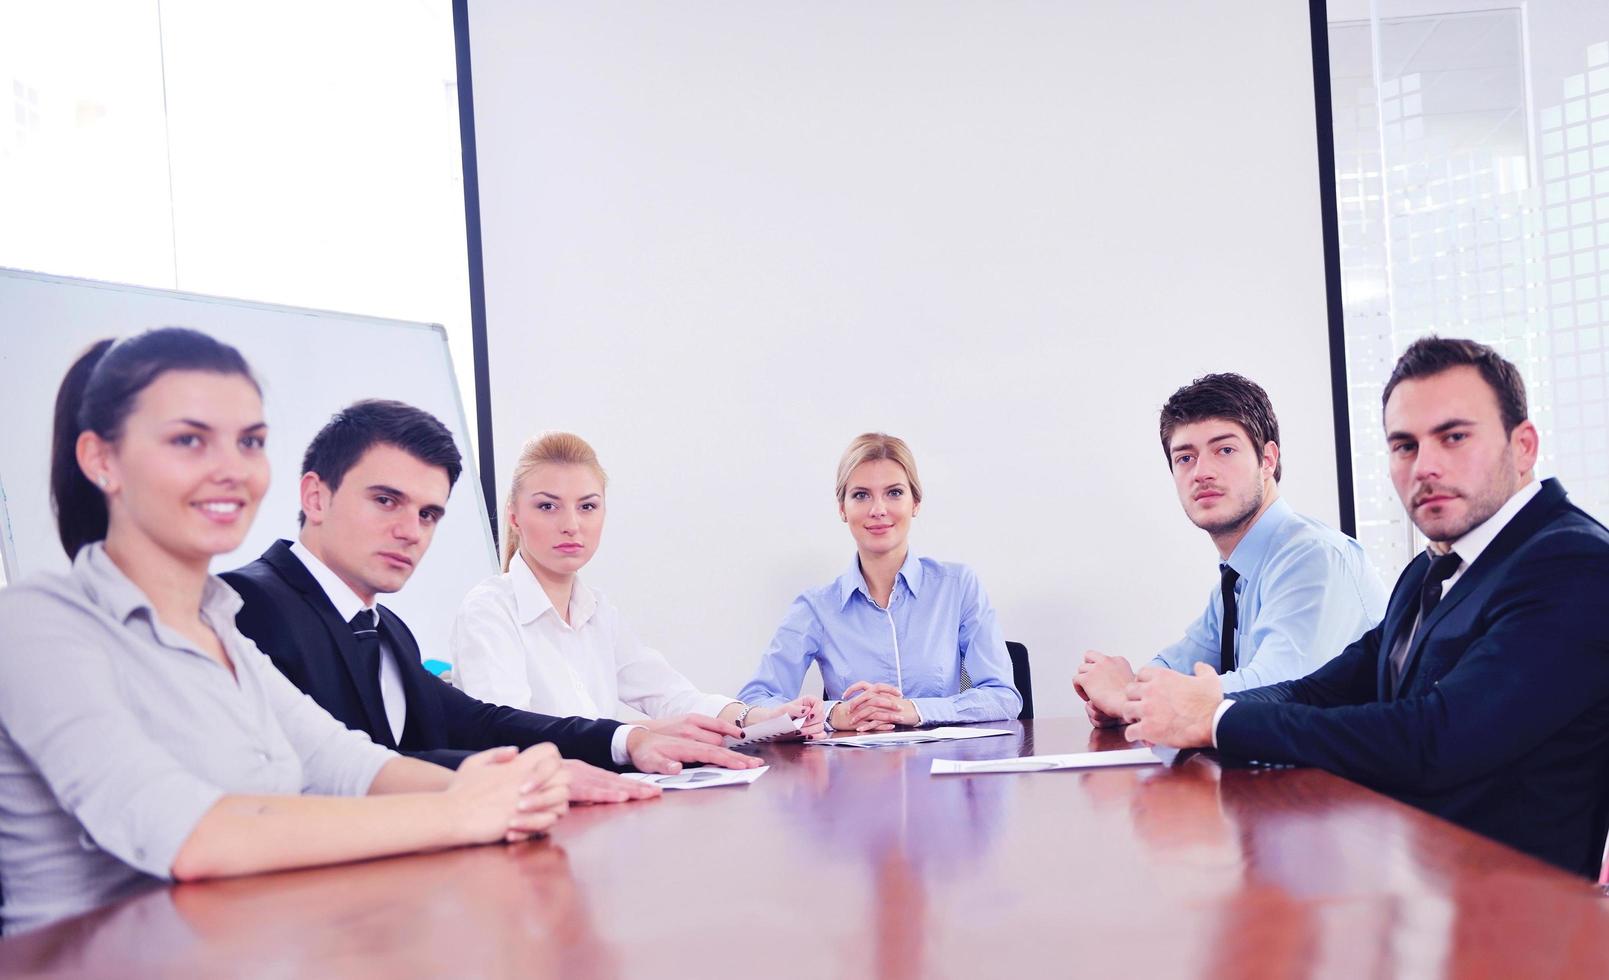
3, 717, 1606, 978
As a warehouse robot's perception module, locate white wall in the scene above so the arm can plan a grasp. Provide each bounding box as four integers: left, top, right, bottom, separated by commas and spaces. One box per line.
465, 1, 1339, 720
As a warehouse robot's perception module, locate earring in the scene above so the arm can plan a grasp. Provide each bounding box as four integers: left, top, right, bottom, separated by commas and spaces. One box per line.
96, 476, 109, 490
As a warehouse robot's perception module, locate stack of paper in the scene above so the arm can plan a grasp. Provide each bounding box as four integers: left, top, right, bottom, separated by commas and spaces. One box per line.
931, 748, 1164, 774
724, 714, 805, 748
622, 766, 770, 790
810, 727, 1013, 748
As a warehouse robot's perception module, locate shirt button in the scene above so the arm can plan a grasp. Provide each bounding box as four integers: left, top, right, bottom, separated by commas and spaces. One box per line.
257, 751, 271, 763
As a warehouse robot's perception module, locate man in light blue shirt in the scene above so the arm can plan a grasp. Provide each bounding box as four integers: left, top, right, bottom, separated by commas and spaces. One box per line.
1076, 373, 1386, 726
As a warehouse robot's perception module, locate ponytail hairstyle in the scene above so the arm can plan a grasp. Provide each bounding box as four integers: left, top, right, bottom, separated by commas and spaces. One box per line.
502, 432, 607, 571
50, 328, 260, 558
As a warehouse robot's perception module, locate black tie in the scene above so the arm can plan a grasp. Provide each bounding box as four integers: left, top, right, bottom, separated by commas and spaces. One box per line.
348, 609, 380, 675
1391, 551, 1463, 694
1219, 564, 1240, 673
1418, 552, 1463, 624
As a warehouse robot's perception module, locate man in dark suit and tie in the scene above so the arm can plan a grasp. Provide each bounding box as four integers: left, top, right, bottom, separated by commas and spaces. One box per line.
224, 400, 757, 804
1123, 337, 1609, 878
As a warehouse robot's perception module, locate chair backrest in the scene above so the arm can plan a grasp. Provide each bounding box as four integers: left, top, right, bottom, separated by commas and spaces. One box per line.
1006, 641, 1033, 720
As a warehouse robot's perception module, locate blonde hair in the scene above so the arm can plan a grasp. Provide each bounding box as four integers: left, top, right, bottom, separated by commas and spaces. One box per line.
503, 432, 608, 571
834, 432, 923, 505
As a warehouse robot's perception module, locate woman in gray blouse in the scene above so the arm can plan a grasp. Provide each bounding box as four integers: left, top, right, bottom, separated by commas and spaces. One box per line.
0, 329, 571, 934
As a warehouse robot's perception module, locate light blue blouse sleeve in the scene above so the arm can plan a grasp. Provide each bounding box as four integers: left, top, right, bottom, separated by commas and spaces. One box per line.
908, 568, 1021, 724
738, 594, 823, 707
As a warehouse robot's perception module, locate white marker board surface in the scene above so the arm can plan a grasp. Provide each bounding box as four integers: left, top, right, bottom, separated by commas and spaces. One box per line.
0, 267, 496, 663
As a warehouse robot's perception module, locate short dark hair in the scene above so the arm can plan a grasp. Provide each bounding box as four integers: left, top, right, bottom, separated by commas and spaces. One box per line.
1381, 336, 1528, 433
1159, 373, 1282, 482
51, 328, 260, 558
298, 399, 462, 525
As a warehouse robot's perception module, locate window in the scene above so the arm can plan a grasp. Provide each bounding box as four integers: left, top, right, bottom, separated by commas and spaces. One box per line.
1329, 2, 1609, 578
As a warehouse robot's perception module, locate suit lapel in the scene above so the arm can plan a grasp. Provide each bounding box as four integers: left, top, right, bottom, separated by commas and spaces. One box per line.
1393, 479, 1567, 695
265, 541, 396, 747
1377, 552, 1429, 700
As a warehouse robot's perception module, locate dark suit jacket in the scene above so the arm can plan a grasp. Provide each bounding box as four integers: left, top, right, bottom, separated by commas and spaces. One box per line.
222, 540, 621, 770
1218, 479, 1609, 877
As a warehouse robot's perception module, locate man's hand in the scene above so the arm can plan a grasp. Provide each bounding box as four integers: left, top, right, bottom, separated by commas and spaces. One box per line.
1123, 663, 1223, 750
833, 681, 919, 732
447, 743, 570, 844
1074, 651, 1135, 726
625, 730, 764, 775
561, 759, 660, 804
1083, 699, 1129, 730
744, 696, 826, 738
641, 714, 742, 745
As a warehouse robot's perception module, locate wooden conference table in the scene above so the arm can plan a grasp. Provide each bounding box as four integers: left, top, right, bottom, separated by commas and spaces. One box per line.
3, 717, 1606, 978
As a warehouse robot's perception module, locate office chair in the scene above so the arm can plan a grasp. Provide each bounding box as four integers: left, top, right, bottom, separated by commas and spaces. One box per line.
959, 642, 1033, 719
1006, 641, 1033, 720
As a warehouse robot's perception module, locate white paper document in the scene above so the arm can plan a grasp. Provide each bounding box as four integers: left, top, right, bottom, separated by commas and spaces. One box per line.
810, 727, 1013, 748
622, 766, 769, 790
724, 714, 805, 748
930, 747, 1165, 774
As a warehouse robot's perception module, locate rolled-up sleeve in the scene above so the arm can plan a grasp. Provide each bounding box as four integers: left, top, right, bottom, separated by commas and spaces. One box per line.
0, 589, 222, 880
245, 643, 395, 796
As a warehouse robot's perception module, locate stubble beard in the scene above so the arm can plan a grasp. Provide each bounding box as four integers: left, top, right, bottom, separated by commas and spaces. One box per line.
1412, 447, 1519, 544
1191, 480, 1265, 538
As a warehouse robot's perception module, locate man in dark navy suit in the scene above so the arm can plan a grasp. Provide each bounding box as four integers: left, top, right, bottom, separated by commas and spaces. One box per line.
224, 400, 757, 804
1124, 337, 1609, 878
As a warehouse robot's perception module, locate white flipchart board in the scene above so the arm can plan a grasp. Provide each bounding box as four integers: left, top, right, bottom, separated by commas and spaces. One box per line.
0, 267, 497, 664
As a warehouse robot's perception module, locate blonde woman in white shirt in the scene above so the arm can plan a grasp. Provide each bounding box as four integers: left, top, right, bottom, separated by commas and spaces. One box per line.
452, 433, 823, 743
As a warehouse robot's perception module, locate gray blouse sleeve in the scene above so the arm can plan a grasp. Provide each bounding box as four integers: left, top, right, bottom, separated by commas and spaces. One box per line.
237, 639, 399, 795
0, 586, 223, 880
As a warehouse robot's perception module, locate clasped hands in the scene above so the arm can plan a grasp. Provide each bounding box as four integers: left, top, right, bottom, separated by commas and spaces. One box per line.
1074, 651, 1221, 749
830, 681, 920, 733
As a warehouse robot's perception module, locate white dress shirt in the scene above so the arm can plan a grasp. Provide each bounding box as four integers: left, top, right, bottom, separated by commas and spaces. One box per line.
290, 540, 407, 744
1212, 478, 1542, 745
450, 554, 738, 723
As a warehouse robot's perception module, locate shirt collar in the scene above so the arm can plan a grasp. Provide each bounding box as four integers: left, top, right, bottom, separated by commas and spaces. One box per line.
836, 549, 924, 608
74, 540, 242, 624
290, 538, 374, 623
1223, 496, 1294, 577
508, 552, 596, 627
1431, 477, 1542, 569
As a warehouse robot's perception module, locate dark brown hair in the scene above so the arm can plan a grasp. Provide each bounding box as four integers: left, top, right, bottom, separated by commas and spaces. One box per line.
51, 328, 260, 558
297, 400, 462, 525
1381, 336, 1528, 432
1158, 373, 1282, 482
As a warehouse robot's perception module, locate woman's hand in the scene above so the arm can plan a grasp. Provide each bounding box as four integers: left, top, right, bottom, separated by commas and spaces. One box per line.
744, 695, 826, 738
446, 743, 570, 844
561, 759, 661, 804
640, 713, 742, 745
624, 730, 764, 774
833, 681, 920, 732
